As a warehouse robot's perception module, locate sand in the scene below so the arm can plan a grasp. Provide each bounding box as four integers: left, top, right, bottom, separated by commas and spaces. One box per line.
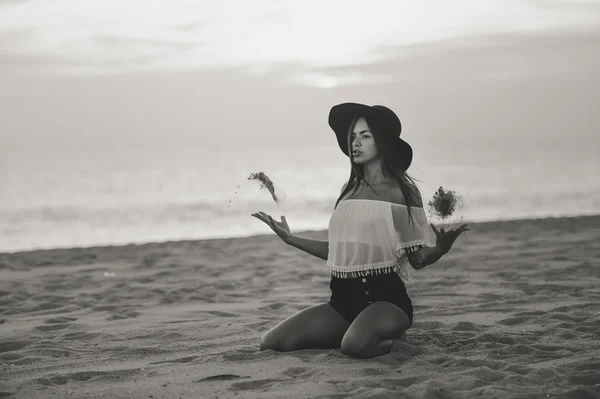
1, 215, 600, 399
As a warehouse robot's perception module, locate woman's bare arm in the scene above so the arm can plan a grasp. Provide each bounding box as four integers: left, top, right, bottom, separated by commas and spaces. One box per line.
406, 246, 446, 270
407, 223, 469, 269
284, 235, 329, 261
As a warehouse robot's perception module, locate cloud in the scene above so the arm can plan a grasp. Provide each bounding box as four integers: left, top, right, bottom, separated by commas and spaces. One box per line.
297, 28, 600, 84
0, 27, 596, 150
171, 19, 211, 33
0, 0, 599, 78
528, 0, 600, 11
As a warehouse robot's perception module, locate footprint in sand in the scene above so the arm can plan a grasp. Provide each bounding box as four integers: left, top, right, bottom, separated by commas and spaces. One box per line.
44, 317, 77, 324
282, 366, 316, 378
571, 360, 600, 372
531, 343, 581, 353
557, 330, 577, 339
159, 296, 183, 305
215, 282, 236, 290
575, 325, 599, 335
11, 356, 43, 365
222, 347, 275, 362
555, 322, 576, 330
194, 374, 250, 382
549, 313, 588, 323
497, 315, 531, 326
258, 302, 287, 312
568, 373, 600, 386
205, 311, 238, 318
58, 332, 103, 340
34, 324, 71, 332
380, 376, 423, 388
503, 364, 534, 375
154, 271, 174, 278
150, 355, 197, 365
0, 340, 32, 353
35, 369, 141, 386
106, 311, 140, 321
0, 352, 21, 361
360, 367, 384, 376
92, 305, 117, 312
513, 310, 545, 317
34, 316, 78, 331
451, 321, 486, 332
230, 378, 280, 391
244, 320, 272, 332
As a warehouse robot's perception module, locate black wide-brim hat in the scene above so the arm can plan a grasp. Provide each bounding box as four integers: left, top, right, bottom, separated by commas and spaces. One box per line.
328, 102, 413, 171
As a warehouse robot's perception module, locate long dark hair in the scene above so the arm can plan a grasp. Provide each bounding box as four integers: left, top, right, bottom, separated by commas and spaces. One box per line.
334, 115, 423, 225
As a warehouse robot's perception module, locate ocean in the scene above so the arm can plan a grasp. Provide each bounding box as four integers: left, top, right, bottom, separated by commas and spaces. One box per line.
1, 138, 598, 253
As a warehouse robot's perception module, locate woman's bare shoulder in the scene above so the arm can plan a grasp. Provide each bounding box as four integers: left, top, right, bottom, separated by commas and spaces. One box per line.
387, 182, 423, 207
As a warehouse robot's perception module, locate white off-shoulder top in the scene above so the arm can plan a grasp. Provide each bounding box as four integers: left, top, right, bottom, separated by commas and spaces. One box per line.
326, 199, 437, 284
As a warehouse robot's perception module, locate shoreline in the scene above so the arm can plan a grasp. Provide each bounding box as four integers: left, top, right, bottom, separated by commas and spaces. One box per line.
2, 212, 599, 256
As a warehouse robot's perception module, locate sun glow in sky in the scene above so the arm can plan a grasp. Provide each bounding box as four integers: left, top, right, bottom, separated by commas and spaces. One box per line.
1, 0, 599, 81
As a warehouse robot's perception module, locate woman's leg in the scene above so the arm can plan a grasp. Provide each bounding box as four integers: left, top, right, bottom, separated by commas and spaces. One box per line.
340, 301, 411, 359
259, 302, 350, 352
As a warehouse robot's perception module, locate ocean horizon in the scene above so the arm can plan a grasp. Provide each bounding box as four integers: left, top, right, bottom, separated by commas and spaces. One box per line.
1, 137, 598, 254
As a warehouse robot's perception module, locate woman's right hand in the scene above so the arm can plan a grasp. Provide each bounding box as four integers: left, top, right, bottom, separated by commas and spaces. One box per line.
251, 211, 292, 243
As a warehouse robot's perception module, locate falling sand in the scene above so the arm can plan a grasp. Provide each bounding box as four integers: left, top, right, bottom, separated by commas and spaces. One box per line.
248, 172, 279, 203
428, 186, 463, 220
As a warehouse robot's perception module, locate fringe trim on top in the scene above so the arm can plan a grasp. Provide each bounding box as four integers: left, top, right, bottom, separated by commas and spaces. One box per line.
327, 243, 427, 282
328, 262, 412, 283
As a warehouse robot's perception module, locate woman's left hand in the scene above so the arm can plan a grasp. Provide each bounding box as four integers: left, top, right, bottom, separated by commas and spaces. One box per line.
430, 223, 470, 254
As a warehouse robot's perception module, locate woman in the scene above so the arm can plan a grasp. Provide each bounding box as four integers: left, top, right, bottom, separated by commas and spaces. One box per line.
251, 103, 469, 359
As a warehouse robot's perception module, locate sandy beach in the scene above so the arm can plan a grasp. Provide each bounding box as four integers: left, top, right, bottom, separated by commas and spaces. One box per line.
1, 214, 599, 398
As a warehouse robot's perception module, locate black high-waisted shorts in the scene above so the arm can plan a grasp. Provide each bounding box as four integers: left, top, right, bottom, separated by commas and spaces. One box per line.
328, 271, 413, 328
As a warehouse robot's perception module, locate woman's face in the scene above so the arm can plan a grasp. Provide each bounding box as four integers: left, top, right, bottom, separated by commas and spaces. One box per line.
350, 117, 379, 164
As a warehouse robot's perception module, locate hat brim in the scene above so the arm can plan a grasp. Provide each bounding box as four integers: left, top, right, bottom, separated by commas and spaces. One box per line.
328, 102, 413, 170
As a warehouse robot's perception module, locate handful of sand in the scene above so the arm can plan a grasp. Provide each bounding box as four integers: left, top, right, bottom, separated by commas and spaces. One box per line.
248, 172, 279, 203
428, 186, 462, 220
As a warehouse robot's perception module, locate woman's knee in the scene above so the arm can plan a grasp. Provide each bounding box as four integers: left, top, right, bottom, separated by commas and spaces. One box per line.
340, 334, 371, 358
340, 334, 393, 358
259, 331, 294, 352
259, 332, 276, 351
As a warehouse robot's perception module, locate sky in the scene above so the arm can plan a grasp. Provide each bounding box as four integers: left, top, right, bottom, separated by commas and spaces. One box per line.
0, 0, 598, 150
